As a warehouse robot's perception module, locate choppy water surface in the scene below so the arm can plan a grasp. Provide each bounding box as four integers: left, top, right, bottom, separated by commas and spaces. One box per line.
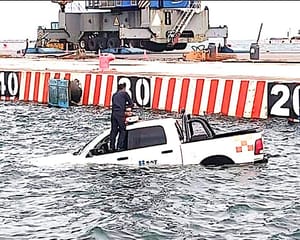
0, 102, 299, 240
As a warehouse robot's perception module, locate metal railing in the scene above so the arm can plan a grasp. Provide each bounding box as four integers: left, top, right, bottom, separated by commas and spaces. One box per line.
168, 0, 201, 44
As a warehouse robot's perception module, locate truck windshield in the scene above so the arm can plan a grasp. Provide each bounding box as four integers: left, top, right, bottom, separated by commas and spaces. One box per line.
72, 135, 97, 155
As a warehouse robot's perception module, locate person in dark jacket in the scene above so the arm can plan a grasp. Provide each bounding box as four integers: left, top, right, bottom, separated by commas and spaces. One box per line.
109, 83, 134, 151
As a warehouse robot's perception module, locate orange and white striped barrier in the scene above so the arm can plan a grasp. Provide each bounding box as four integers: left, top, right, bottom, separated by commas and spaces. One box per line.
151, 76, 267, 119
1, 71, 117, 107
1, 69, 300, 120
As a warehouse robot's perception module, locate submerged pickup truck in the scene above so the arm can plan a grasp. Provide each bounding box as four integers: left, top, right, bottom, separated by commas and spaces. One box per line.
40, 112, 266, 167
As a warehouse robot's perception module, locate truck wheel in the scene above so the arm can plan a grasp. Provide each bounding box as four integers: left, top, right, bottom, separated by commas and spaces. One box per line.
200, 155, 234, 167
107, 37, 121, 48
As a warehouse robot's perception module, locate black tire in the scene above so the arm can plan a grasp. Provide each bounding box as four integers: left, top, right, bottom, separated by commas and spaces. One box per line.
96, 37, 108, 50
200, 155, 234, 167
128, 40, 141, 48
88, 38, 97, 51
107, 37, 121, 48
174, 43, 187, 50
165, 44, 175, 51
69, 79, 82, 104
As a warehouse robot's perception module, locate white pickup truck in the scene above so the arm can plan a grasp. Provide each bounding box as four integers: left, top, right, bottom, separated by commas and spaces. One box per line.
49, 112, 265, 167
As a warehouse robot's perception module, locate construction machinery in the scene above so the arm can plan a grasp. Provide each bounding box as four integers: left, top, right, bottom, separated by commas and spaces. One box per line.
36, 0, 229, 52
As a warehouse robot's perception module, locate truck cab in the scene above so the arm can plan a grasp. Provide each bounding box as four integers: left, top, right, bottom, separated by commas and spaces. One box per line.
75, 118, 183, 166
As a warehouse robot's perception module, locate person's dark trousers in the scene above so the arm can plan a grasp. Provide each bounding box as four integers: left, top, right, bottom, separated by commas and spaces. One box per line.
110, 113, 126, 151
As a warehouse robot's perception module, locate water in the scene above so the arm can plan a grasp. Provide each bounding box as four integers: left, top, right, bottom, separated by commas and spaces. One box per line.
227, 39, 300, 53
0, 101, 299, 239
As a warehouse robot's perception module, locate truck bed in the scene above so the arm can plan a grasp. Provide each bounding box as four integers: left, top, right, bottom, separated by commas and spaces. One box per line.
189, 129, 258, 142
214, 129, 258, 139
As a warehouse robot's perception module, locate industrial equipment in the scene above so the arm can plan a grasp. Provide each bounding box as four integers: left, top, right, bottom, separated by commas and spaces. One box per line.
182, 44, 237, 62
36, 0, 229, 52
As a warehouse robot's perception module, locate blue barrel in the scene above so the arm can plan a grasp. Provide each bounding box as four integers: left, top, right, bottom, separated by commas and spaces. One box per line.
48, 79, 69, 108
58, 80, 69, 108
48, 79, 58, 107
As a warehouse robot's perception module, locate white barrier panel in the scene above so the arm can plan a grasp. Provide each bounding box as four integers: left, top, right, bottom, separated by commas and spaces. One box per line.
151, 76, 268, 119
70, 73, 115, 107
18, 71, 59, 103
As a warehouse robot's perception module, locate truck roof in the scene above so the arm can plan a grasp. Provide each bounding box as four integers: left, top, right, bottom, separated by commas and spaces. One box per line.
126, 118, 177, 130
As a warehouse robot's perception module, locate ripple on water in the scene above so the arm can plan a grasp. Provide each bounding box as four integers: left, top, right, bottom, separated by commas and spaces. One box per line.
0, 102, 299, 239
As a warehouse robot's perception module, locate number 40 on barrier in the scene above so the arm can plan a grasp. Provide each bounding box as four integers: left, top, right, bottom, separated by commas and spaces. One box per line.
0, 71, 19, 97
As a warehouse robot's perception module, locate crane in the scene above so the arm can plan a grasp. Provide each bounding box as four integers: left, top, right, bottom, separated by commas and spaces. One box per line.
39, 0, 229, 52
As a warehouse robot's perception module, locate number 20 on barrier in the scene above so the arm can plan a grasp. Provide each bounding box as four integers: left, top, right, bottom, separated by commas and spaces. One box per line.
268, 83, 300, 118
118, 76, 151, 107
0, 71, 19, 97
